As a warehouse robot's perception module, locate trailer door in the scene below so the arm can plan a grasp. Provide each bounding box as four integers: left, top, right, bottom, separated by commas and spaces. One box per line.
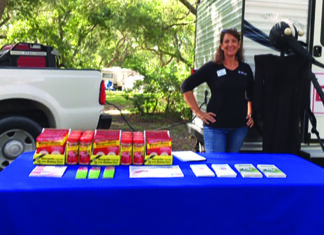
310, 0, 324, 139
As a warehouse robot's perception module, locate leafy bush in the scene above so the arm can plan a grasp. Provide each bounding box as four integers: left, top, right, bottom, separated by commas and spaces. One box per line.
123, 62, 192, 120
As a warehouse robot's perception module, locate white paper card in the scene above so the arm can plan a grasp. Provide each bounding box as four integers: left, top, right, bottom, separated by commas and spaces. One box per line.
190, 164, 215, 177
172, 151, 206, 162
257, 164, 287, 178
129, 165, 184, 178
29, 166, 67, 178
211, 164, 237, 178
234, 164, 263, 178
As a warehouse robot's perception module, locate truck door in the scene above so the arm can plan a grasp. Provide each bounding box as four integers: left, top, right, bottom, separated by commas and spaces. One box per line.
310, 0, 324, 138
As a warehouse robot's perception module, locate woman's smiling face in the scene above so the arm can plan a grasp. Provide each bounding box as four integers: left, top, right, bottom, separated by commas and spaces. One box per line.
221, 33, 240, 58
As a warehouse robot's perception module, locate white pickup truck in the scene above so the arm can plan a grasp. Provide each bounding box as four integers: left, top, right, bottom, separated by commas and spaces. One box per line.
0, 43, 111, 170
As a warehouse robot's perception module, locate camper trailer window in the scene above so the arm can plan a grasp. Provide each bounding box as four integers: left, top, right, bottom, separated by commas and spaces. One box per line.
103, 73, 113, 79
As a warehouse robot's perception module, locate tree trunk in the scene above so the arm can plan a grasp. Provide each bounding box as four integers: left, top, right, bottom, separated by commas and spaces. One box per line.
178, 0, 196, 15
0, 0, 8, 20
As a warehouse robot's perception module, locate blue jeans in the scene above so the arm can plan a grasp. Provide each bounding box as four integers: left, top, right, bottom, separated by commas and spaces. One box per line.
203, 126, 248, 153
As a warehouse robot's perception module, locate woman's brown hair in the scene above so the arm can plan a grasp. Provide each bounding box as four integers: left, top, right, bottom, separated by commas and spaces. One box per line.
214, 28, 244, 64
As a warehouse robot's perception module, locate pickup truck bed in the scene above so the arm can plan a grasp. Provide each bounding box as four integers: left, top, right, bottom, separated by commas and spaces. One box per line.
0, 67, 111, 169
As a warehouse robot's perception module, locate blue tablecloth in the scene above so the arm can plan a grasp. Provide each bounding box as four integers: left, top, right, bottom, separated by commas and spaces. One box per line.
1, 152, 324, 235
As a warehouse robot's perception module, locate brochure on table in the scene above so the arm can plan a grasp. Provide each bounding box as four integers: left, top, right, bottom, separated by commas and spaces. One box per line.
172, 151, 206, 162
257, 164, 287, 178
29, 165, 67, 178
129, 165, 184, 178
234, 164, 263, 178
212, 164, 237, 178
190, 164, 215, 177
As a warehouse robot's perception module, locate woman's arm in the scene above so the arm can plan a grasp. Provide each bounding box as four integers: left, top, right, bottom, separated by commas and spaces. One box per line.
246, 101, 254, 127
183, 91, 216, 124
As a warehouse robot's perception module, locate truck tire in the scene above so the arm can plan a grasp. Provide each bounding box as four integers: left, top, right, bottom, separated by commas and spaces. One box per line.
0, 116, 42, 169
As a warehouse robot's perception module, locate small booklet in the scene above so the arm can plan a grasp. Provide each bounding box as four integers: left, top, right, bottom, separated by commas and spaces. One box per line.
129, 165, 184, 178
190, 164, 215, 177
257, 164, 287, 178
234, 164, 263, 178
211, 164, 237, 178
29, 165, 67, 178
172, 151, 206, 162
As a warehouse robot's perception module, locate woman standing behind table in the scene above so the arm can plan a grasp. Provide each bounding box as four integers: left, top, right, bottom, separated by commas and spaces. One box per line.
181, 28, 254, 153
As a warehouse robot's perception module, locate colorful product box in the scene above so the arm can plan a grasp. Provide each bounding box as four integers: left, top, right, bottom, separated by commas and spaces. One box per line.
65, 130, 83, 165
146, 130, 172, 150
90, 130, 121, 166
144, 130, 173, 165
132, 131, 145, 165
93, 130, 120, 155
36, 128, 69, 154
79, 130, 94, 165
33, 129, 174, 166
120, 131, 133, 165
34, 128, 69, 165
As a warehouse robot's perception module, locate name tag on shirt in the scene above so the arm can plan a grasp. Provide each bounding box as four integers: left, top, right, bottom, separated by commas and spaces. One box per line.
217, 68, 226, 77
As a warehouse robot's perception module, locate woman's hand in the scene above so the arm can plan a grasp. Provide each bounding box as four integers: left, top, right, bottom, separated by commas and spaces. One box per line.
183, 91, 216, 125
183, 91, 216, 124
246, 114, 254, 128
196, 110, 216, 124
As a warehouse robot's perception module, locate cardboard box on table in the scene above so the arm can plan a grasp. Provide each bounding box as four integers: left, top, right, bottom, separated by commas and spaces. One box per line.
79, 130, 94, 165
132, 132, 145, 165
120, 131, 133, 165
65, 130, 83, 165
33, 128, 69, 165
144, 130, 173, 165
90, 130, 121, 166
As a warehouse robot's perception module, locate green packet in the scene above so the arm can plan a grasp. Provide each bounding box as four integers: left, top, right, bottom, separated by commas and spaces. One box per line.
75, 166, 88, 179
103, 166, 115, 179
88, 167, 101, 179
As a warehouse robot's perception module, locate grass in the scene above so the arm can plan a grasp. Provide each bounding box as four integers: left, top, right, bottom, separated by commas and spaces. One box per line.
105, 91, 197, 151
106, 91, 132, 108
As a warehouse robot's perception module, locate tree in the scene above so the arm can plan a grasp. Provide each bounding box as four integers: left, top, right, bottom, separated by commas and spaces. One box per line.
0, 0, 43, 39
1, 0, 196, 68
0, 0, 8, 20
178, 0, 196, 15
0, 0, 197, 117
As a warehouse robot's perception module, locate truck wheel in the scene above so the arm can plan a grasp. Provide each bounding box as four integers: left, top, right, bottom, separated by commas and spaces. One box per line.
0, 116, 42, 168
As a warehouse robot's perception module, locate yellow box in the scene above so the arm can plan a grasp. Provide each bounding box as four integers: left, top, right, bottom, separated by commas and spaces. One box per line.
89, 153, 121, 166
33, 152, 65, 165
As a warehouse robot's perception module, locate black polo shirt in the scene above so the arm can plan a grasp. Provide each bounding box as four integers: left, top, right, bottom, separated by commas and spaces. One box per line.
181, 61, 254, 128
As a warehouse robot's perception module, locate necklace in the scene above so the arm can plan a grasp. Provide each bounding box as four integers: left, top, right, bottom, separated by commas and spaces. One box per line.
224, 61, 238, 70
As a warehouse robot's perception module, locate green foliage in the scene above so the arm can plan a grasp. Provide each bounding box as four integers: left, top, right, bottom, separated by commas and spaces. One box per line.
124, 61, 192, 119
0, 0, 196, 118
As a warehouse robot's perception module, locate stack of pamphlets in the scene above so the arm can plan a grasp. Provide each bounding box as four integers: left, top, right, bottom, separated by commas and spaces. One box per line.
190, 164, 215, 177
234, 164, 263, 178
257, 164, 287, 178
211, 164, 237, 178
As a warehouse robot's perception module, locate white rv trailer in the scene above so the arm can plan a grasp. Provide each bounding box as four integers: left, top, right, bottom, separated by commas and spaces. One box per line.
189, 0, 324, 163
101, 67, 142, 91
